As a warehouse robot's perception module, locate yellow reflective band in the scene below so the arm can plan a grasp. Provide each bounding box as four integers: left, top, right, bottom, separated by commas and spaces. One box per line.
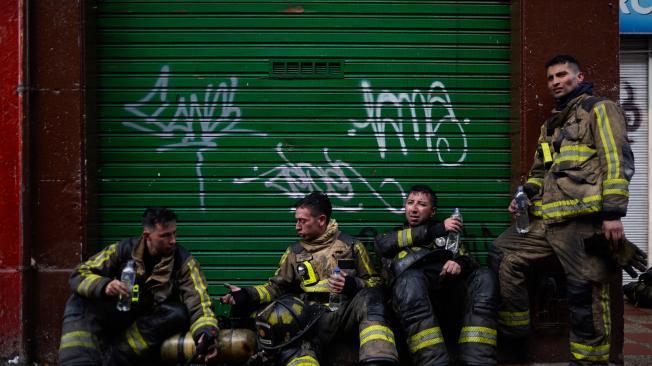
59, 331, 98, 350
570, 341, 609, 362
125, 324, 148, 355
274, 248, 291, 276
287, 355, 320, 366
527, 177, 543, 188
397, 250, 408, 259
301, 261, 318, 286
531, 200, 543, 217
498, 311, 530, 326
354, 244, 372, 275
541, 195, 602, 219
191, 316, 219, 335
459, 326, 497, 346
187, 259, 213, 318
78, 275, 101, 297
541, 142, 553, 164
555, 145, 596, 164
79, 244, 117, 279
360, 324, 396, 347
603, 189, 629, 197
254, 285, 272, 303
601, 284, 611, 339
397, 230, 405, 248
595, 104, 620, 180
408, 327, 444, 354
301, 279, 330, 293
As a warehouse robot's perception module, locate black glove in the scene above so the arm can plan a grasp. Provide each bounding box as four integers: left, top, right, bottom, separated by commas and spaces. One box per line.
230, 289, 255, 317
614, 239, 648, 276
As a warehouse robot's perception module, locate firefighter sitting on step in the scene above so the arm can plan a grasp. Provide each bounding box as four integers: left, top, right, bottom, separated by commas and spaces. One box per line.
220, 192, 399, 366
58, 207, 219, 365
375, 185, 498, 366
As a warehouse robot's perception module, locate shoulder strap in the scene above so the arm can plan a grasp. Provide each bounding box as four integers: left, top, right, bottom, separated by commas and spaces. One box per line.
117, 237, 138, 259
291, 241, 304, 254
173, 245, 191, 275
337, 232, 356, 247
580, 96, 607, 113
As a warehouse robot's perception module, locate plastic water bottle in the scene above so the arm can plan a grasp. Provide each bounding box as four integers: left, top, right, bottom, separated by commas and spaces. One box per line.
445, 208, 462, 254
116, 260, 136, 312
514, 185, 530, 234
329, 267, 341, 312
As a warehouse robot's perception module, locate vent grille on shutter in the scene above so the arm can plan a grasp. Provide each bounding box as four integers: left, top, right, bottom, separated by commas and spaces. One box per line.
270, 60, 343, 79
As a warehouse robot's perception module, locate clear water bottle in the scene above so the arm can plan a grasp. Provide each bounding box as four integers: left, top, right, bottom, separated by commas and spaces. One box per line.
329, 267, 341, 312
116, 260, 136, 312
445, 208, 462, 254
514, 185, 530, 234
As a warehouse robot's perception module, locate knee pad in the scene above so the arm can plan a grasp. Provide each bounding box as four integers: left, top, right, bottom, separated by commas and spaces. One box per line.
566, 280, 595, 339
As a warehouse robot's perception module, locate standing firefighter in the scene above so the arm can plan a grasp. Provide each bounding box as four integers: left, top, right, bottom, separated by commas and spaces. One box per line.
220, 192, 399, 366
489, 54, 635, 365
58, 207, 219, 365
375, 185, 498, 366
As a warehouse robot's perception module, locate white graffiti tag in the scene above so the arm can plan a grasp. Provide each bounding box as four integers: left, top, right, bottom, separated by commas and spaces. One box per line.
234, 143, 406, 214
123, 65, 267, 210
349, 80, 469, 166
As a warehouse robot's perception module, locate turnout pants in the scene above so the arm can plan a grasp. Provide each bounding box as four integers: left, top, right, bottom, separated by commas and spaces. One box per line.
392, 263, 498, 366
489, 218, 612, 365
284, 287, 399, 366
58, 294, 189, 366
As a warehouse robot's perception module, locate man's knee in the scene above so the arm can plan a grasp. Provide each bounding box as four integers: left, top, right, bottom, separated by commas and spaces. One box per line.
353, 287, 388, 321
392, 270, 431, 321
467, 268, 498, 312
149, 302, 189, 333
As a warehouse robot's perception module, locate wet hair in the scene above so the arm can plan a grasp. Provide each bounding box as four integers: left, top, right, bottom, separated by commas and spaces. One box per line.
408, 185, 438, 207
141, 207, 178, 229
295, 192, 332, 221
545, 54, 581, 72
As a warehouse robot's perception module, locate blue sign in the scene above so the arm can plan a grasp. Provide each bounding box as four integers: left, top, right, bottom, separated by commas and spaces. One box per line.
621, 0, 652, 33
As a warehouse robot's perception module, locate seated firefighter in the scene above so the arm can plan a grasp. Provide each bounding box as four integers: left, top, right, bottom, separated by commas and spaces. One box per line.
220, 192, 399, 366
58, 207, 219, 365
375, 185, 498, 366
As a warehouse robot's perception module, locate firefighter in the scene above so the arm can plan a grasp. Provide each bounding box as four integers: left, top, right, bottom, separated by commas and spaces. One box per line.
375, 185, 498, 366
489, 54, 635, 365
220, 192, 399, 366
58, 207, 219, 365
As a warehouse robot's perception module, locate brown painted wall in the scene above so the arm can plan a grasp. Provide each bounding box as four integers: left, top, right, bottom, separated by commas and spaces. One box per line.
27, 0, 89, 362
19, 0, 622, 363
510, 0, 622, 364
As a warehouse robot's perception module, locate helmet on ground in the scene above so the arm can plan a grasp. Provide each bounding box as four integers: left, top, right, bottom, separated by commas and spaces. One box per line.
254, 295, 323, 350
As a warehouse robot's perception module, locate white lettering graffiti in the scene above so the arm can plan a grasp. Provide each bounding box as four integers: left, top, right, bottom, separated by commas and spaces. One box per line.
349, 80, 469, 166
123, 65, 267, 210
234, 143, 406, 214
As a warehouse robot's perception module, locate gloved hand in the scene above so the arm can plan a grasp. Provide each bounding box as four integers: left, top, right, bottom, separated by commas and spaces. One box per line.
585, 235, 648, 279
190, 328, 219, 364
614, 239, 648, 278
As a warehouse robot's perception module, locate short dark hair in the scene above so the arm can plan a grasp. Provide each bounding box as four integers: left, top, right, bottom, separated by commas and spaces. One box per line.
408, 185, 438, 207
141, 207, 178, 229
545, 54, 581, 72
295, 192, 332, 221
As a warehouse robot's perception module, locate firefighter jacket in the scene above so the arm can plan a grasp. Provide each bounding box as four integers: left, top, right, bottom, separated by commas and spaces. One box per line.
374, 219, 476, 280
69, 236, 219, 341
243, 219, 381, 305
523, 93, 634, 224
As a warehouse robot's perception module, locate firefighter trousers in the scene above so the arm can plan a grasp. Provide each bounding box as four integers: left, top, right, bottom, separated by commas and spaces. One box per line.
489, 217, 612, 365
284, 287, 399, 366
58, 294, 189, 366
392, 263, 498, 366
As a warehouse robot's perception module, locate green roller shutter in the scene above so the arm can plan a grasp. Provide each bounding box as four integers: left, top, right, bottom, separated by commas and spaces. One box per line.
96, 1, 511, 313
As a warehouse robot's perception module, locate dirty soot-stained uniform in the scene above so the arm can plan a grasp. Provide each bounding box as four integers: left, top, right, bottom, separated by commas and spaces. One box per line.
58, 236, 218, 366
375, 219, 498, 366
242, 219, 399, 366
490, 90, 634, 365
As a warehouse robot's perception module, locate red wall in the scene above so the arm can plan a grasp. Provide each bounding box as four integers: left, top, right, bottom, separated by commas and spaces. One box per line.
0, 0, 26, 360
